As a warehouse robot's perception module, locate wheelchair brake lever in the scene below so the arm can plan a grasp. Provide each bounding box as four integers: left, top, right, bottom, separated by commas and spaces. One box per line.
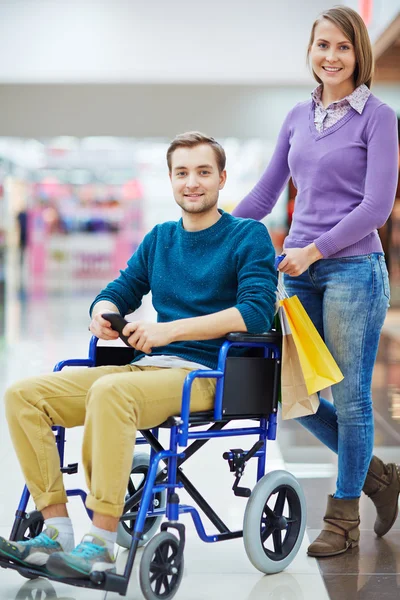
243, 440, 264, 462
222, 440, 264, 471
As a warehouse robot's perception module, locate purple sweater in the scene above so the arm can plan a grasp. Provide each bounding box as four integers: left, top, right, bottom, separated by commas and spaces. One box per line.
233, 94, 399, 258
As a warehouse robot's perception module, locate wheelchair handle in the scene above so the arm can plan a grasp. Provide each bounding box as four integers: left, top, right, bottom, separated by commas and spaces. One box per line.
274, 254, 286, 270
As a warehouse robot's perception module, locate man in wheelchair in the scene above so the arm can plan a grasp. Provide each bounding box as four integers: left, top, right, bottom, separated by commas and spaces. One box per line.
1, 132, 277, 580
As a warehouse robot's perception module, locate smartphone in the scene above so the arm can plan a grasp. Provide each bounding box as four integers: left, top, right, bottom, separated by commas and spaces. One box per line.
101, 313, 131, 347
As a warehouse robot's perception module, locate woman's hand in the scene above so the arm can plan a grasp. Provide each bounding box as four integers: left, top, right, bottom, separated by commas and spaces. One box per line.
278, 243, 323, 277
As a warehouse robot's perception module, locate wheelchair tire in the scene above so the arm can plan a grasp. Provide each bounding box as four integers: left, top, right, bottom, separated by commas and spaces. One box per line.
117, 452, 166, 549
12, 510, 44, 542
243, 470, 306, 574
139, 531, 184, 600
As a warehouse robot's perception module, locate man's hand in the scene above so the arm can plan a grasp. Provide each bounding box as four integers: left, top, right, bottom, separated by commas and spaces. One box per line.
89, 313, 120, 341
122, 321, 176, 354
278, 244, 323, 277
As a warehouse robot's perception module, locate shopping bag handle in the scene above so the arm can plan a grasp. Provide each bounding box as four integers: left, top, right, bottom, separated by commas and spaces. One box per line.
275, 254, 286, 271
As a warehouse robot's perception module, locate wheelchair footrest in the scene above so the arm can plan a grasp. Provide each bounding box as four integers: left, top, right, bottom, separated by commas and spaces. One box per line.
233, 486, 251, 498
0, 556, 128, 594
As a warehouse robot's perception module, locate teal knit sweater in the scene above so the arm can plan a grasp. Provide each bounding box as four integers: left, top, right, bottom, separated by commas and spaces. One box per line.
90, 211, 277, 369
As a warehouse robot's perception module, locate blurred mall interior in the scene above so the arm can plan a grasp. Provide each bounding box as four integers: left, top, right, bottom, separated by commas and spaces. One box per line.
0, 1, 399, 599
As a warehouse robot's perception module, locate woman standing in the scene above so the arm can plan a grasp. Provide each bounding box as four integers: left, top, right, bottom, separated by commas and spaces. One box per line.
233, 6, 399, 558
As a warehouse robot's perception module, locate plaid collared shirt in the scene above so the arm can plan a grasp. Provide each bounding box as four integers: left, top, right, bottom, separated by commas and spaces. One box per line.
312, 83, 371, 133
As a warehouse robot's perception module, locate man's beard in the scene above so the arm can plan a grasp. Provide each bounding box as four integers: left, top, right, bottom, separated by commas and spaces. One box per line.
178, 196, 218, 215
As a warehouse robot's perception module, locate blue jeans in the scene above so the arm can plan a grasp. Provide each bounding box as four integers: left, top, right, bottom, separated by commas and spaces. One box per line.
283, 253, 390, 499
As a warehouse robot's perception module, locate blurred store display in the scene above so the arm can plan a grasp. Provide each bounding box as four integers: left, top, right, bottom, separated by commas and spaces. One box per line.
382, 117, 400, 307
2, 132, 399, 301
1, 131, 399, 304
386, 173, 400, 307
0, 180, 5, 341
0, 155, 10, 342
0, 136, 290, 294
27, 177, 143, 293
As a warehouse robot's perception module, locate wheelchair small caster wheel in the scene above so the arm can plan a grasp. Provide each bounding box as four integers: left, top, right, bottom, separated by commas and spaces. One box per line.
139, 531, 184, 600
117, 452, 166, 550
243, 470, 306, 574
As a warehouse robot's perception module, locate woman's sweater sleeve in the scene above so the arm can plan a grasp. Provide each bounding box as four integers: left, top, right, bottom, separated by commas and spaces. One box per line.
314, 104, 399, 258
232, 109, 293, 220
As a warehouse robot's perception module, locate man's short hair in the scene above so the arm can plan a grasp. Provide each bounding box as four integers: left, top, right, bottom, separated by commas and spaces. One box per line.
167, 131, 226, 173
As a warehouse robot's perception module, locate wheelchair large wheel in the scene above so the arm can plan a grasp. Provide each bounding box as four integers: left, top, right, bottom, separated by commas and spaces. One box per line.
117, 452, 166, 549
243, 470, 306, 574
12, 511, 44, 542
139, 531, 184, 600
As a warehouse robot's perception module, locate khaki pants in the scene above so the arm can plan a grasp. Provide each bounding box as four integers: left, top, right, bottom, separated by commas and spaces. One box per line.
4, 364, 215, 518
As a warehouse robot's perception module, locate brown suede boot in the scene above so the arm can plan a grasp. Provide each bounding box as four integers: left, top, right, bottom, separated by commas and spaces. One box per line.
362, 455, 400, 537
308, 495, 360, 557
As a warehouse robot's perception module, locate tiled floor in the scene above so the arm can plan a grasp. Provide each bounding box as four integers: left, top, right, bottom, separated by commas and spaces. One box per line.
0, 264, 399, 599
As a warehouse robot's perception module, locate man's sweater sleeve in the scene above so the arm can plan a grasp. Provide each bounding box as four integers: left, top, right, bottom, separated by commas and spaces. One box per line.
234, 221, 278, 333
89, 230, 153, 317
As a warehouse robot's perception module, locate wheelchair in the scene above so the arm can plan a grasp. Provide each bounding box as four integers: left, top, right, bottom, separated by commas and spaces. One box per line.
0, 330, 307, 599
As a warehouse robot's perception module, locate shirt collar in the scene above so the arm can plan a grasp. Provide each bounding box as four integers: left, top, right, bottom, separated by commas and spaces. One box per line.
311, 83, 370, 114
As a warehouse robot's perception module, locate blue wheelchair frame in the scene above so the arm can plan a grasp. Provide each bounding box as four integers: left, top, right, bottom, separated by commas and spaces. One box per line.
4, 333, 281, 595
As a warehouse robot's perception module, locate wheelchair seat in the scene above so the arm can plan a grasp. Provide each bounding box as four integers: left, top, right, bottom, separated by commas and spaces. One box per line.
159, 410, 275, 428
95, 330, 282, 428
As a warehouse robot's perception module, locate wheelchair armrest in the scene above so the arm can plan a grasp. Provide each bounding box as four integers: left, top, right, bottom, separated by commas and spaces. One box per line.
226, 331, 282, 345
